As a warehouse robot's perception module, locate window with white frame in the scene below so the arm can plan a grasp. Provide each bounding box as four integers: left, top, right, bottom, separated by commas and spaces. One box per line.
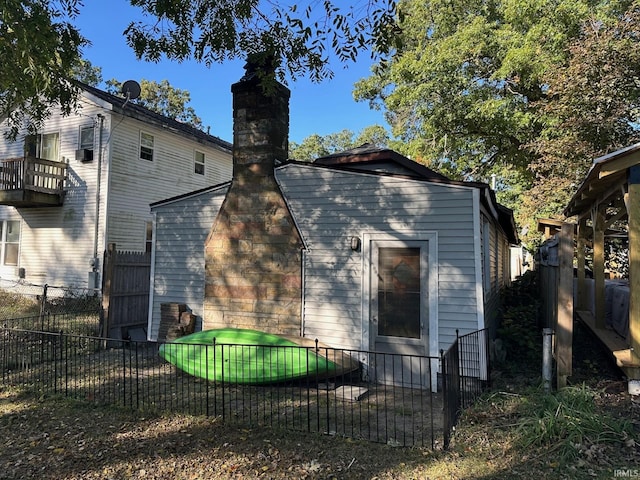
140, 132, 154, 161
24, 132, 60, 161
0, 220, 20, 266
194, 150, 205, 175
79, 125, 94, 150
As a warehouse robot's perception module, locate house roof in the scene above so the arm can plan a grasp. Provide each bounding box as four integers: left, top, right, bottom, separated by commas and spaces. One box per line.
150, 181, 230, 209
78, 82, 232, 152
313, 146, 516, 244
312, 145, 518, 244
314, 144, 450, 181
152, 144, 519, 245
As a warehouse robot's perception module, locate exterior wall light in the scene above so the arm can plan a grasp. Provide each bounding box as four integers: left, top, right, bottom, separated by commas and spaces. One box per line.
351, 236, 361, 252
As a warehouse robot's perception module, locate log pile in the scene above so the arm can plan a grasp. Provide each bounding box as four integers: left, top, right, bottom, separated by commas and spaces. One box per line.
159, 303, 196, 341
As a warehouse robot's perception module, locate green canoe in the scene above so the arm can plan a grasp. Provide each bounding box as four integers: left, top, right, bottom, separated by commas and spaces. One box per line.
159, 328, 355, 384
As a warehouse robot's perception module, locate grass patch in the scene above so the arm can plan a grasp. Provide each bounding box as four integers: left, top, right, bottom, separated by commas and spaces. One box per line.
0, 288, 40, 320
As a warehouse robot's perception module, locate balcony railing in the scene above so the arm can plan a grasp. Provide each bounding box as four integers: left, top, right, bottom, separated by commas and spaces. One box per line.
0, 156, 67, 207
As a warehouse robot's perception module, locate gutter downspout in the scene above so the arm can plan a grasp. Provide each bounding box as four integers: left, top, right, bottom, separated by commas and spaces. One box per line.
92, 114, 104, 288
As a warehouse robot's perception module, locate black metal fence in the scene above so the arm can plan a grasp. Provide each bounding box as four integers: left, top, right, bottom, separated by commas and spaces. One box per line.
0, 279, 101, 334
441, 328, 491, 449
0, 325, 443, 448
0, 311, 491, 448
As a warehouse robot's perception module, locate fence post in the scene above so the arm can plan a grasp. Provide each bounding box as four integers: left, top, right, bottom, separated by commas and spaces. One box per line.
101, 243, 116, 344
556, 222, 574, 389
441, 349, 450, 449
39, 284, 48, 329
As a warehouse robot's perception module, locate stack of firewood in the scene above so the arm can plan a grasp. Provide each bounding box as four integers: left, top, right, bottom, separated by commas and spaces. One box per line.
159, 303, 196, 341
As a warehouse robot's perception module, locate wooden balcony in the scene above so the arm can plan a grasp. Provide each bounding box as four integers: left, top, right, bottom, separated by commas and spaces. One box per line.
0, 156, 67, 207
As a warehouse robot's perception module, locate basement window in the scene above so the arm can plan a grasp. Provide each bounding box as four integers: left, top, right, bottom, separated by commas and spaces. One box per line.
194, 150, 205, 175
140, 132, 154, 161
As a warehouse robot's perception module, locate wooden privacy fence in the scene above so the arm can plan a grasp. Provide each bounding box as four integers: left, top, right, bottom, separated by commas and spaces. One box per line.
102, 243, 151, 340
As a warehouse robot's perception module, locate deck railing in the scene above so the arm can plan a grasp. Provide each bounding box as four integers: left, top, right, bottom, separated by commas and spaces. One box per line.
0, 156, 67, 194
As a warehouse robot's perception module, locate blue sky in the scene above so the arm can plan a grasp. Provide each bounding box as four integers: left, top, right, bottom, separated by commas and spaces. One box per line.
74, 1, 388, 144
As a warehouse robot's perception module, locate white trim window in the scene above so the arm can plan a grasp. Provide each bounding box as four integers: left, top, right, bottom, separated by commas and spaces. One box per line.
24, 132, 60, 161
140, 131, 154, 161
0, 220, 20, 266
79, 125, 94, 150
194, 150, 205, 175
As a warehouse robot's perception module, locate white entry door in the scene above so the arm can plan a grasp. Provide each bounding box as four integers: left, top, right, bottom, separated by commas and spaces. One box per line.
370, 239, 430, 387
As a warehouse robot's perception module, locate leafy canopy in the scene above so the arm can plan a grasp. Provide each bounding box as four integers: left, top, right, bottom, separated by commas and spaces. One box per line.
1, 0, 87, 139
354, 0, 640, 245
2, 1, 399, 138
125, 0, 399, 83
289, 125, 390, 161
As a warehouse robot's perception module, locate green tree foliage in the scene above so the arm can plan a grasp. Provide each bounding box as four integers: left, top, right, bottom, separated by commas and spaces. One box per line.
70, 58, 103, 87
522, 5, 640, 237
1, 0, 87, 139
354, 0, 640, 246
105, 79, 204, 129
3, 1, 399, 140
289, 125, 390, 161
125, 0, 399, 83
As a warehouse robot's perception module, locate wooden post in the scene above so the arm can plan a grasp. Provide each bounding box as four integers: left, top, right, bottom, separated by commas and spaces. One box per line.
593, 205, 606, 328
101, 243, 116, 343
576, 218, 587, 312
628, 167, 640, 364
557, 222, 574, 389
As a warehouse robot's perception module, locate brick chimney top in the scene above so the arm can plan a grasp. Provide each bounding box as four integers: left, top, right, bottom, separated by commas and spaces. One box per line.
231, 56, 290, 182
240, 53, 278, 82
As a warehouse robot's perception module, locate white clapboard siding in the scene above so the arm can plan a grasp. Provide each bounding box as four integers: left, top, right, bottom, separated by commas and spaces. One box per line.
0, 89, 232, 288
106, 115, 232, 252
148, 185, 229, 341
0, 100, 106, 286
277, 164, 481, 353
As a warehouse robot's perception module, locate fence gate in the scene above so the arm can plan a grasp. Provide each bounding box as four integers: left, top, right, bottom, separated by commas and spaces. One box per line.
102, 243, 151, 340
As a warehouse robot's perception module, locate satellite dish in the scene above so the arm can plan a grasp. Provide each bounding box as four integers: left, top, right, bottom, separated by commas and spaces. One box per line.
121, 80, 141, 100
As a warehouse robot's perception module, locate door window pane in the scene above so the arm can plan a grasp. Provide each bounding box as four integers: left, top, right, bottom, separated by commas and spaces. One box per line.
377, 247, 421, 338
24, 133, 59, 160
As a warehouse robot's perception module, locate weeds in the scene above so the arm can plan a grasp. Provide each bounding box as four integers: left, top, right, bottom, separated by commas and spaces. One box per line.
496, 272, 542, 372
514, 385, 633, 463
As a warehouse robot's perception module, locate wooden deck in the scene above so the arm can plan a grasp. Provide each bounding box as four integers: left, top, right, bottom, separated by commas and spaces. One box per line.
576, 310, 640, 378
0, 156, 66, 207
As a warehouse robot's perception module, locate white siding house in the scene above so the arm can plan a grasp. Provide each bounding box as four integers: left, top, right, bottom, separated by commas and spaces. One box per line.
149, 184, 229, 338
0, 83, 232, 288
149, 147, 517, 388
148, 72, 517, 389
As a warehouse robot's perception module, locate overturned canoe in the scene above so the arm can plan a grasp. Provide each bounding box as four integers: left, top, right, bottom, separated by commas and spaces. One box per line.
159, 328, 358, 384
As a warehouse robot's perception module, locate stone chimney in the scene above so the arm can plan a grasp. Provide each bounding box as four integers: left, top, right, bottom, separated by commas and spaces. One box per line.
203, 58, 304, 336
